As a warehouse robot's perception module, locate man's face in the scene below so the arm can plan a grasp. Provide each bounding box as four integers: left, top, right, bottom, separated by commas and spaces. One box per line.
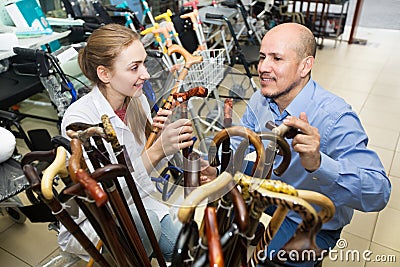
258, 32, 303, 100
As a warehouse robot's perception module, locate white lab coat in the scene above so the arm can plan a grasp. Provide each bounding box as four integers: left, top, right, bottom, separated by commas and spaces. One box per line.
58, 86, 169, 260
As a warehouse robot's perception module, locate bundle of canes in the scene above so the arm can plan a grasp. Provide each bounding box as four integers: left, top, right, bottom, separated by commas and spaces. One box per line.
66, 127, 152, 267
206, 126, 267, 266
22, 147, 111, 267
66, 117, 166, 266
145, 44, 203, 150
172, 171, 233, 267
65, 138, 141, 267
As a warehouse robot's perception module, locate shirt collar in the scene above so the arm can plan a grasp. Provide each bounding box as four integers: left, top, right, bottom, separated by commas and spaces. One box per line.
266, 78, 315, 120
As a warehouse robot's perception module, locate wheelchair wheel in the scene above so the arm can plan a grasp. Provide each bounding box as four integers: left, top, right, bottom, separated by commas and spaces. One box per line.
5, 207, 27, 224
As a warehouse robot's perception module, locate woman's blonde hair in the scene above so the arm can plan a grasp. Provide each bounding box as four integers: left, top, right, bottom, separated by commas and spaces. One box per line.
78, 24, 151, 144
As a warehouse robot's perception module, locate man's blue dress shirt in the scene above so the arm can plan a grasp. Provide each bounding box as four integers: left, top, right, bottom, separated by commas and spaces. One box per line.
236, 78, 391, 230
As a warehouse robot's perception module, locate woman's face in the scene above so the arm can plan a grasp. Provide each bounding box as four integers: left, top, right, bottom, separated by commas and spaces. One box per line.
108, 40, 150, 99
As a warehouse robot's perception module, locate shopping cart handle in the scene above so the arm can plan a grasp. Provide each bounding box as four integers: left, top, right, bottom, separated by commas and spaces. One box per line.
205, 13, 225, 20
13, 47, 42, 60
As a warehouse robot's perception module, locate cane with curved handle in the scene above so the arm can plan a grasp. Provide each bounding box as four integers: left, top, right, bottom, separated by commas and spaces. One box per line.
41, 146, 69, 200
208, 126, 266, 178
262, 121, 294, 178
145, 44, 203, 149
66, 122, 109, 158
66, 127, 111, 169
178, 171, 233, 224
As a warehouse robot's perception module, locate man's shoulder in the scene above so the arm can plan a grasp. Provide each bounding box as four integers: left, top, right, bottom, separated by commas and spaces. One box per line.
314, 85, 352, 114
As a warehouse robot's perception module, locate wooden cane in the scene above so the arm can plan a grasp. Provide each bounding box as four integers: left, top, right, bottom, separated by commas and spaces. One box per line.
70, 168, 136, 267
66, 122, 109, 159
262, 121, 294, 178
172, 86, 208, 198
91, 164, 152, 267
145, 44, 203, 149
66, 127, 110, 169
100, 115, 167, 267
67, 126, 150, 266
67, 138, 114, 255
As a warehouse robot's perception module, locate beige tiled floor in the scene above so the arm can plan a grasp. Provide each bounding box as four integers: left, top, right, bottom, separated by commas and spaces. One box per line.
1, 25, 400, 266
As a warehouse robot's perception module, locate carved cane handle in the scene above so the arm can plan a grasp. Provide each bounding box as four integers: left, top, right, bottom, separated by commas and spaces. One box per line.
41, 146, 69, 200
69, 138, 88, 183
172, 86, 208, 103
75, 169, 108, 207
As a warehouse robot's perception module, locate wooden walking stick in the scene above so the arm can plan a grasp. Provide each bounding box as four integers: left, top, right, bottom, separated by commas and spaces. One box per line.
66, 127, 111, 169
101, 115, 167, 267
68, 129, 150, 266
208, 125, 266, 178
221, 98, 233, 173
145, 44, 203, 149
172, 86, 208, 198
91, 164, 152, 267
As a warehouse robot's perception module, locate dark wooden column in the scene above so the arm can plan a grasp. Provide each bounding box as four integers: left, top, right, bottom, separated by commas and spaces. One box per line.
348, 0, 367, 45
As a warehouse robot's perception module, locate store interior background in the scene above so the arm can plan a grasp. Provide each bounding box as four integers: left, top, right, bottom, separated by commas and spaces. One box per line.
1, 0, 400, 266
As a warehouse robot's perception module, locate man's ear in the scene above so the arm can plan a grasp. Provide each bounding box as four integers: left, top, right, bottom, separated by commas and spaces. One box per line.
97, 65, 111, 84
300, 56, 314, 78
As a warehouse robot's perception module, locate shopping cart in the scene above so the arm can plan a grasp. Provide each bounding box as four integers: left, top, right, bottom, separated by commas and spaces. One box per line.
184, 48, 226, 130
183, 48, 226, 154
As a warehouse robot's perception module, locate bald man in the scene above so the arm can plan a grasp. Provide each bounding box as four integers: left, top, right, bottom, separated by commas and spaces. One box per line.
202, 23, 391, 266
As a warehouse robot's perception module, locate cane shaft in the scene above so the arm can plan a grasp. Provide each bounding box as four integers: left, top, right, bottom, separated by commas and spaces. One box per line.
99, 115, 166, 267
205, 207, 224, 267
91, 165, 151, 267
